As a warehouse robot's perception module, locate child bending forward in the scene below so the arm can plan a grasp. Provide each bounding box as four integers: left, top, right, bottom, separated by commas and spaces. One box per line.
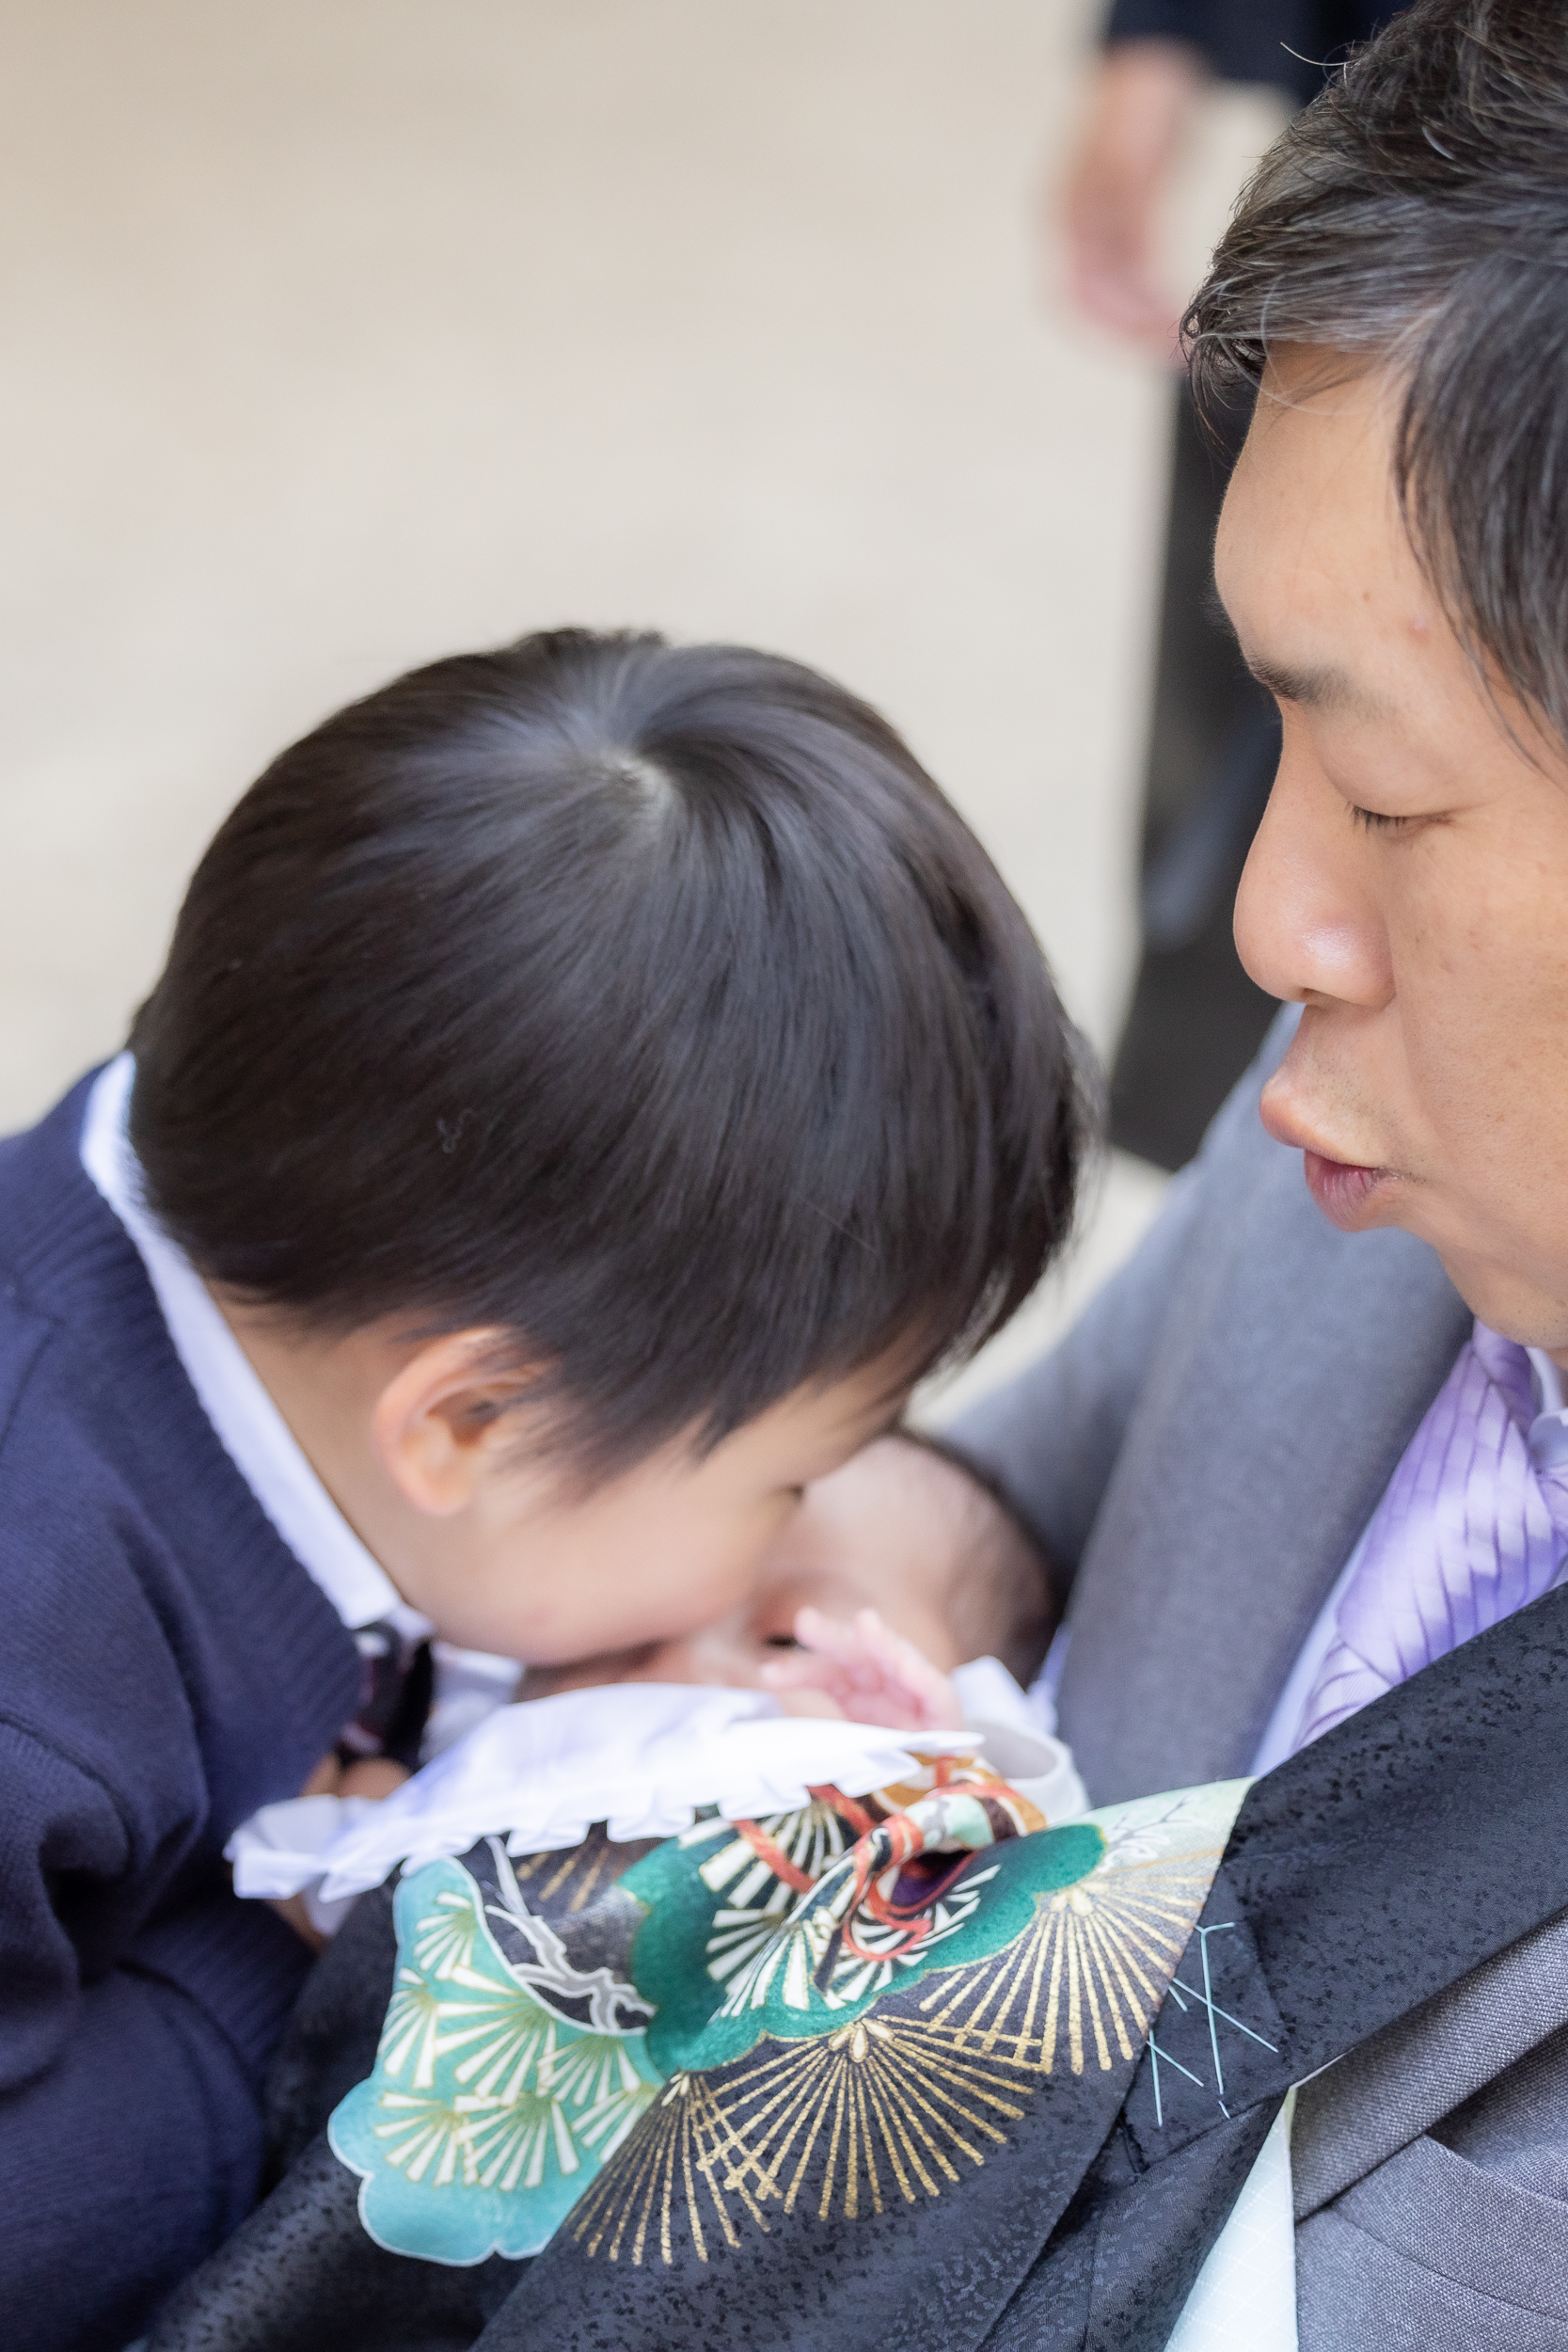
0, 629, 1088, 2351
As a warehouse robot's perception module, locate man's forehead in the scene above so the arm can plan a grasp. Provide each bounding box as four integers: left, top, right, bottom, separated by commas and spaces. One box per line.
1214, 377, 1422, 727
1217, 389, 1564, 776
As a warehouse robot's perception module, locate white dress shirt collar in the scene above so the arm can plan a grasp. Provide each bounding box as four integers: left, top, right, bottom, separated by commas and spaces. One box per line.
80, 1053, 433, 1647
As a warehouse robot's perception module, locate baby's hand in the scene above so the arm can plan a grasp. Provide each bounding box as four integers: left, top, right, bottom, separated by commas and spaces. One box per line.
298, 1752, 411, 1802
269, 1753, 413, 1948
758, 1606, 963, 1733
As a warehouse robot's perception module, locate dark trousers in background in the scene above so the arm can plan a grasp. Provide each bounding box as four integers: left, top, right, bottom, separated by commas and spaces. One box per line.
1109, 380, 1281, 1172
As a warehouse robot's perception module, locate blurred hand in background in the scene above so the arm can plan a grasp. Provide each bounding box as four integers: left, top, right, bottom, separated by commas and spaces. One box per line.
1059, 38, 1204, 353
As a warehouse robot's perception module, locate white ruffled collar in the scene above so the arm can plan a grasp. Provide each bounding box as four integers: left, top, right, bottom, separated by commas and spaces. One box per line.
230, 1670, 1086, 1933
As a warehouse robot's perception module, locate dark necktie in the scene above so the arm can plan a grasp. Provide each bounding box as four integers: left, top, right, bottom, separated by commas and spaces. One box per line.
339, 1621, 434, 1770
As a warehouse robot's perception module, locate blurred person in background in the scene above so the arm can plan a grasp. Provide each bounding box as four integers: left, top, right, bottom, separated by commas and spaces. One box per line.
1061, 1, 1393, 1168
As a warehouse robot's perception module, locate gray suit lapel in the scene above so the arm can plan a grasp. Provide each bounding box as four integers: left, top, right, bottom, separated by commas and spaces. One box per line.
1056, 1107, 1470, 1802
1292, 1906, 1568, 2219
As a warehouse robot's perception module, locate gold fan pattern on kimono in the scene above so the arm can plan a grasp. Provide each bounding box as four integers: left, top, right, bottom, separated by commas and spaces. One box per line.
569, 1783, 1243, 2263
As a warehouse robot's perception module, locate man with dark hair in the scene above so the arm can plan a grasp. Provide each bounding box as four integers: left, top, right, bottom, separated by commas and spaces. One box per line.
807, 1, 1568, 2336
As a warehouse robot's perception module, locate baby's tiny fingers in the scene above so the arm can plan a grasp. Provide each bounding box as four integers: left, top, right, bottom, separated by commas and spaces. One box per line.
851, 1609, 964, 1729
792, 1605, 869, 1664
760, 1651, 853, 1697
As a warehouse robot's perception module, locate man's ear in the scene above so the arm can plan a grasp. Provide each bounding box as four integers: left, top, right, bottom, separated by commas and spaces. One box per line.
370, 1329, 541, 1517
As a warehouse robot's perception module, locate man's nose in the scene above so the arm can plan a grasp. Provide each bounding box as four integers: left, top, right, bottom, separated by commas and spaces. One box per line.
1232, 748, 1394, 1012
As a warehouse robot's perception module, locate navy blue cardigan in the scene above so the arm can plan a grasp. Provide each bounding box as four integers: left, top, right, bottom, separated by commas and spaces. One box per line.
0, 1075, 363, 2351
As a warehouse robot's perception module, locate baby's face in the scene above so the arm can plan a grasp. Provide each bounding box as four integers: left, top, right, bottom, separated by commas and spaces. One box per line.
365, 1348, 910, 1668
521, 1449, 965, 1702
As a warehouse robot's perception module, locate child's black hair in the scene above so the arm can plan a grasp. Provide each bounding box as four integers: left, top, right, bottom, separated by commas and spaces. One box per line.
130, 629, 1094, 1470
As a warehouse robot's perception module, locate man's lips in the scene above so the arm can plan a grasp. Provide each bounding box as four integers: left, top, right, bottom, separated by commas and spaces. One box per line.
1259, 1061, 1401, 1230
1302, 1149, 1388, 1228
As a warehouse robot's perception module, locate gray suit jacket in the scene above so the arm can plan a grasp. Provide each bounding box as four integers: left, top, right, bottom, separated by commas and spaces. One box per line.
950, 1015, 1568, 2345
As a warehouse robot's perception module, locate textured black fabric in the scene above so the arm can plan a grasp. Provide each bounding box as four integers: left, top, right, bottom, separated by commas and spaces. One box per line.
982, 1584, 1568, 2352
144, 2135, 529, 2352
154, 1585, 1568, 2350
983, 2104, 1281, 2350
1126, 1581, 1568, 2163
156, 1831, 667, 2347
159, 1820, 1164, 2352
262, 1885, 400, 2182
478, 1968, 1151, 2352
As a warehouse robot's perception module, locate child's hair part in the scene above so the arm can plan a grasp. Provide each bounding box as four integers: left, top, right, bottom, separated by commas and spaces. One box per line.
130, 629, 1094, 1471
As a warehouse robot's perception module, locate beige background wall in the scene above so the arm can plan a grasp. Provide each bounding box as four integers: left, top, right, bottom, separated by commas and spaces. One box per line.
0, 2, 1283, 1406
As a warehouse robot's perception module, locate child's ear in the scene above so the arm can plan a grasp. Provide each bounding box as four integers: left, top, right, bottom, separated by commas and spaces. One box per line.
370, 1329, 540, 1517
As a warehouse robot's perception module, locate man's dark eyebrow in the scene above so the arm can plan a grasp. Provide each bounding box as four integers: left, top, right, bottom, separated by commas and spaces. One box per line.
1200, 589, 1383, 717
1243, 654, 1381, 716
